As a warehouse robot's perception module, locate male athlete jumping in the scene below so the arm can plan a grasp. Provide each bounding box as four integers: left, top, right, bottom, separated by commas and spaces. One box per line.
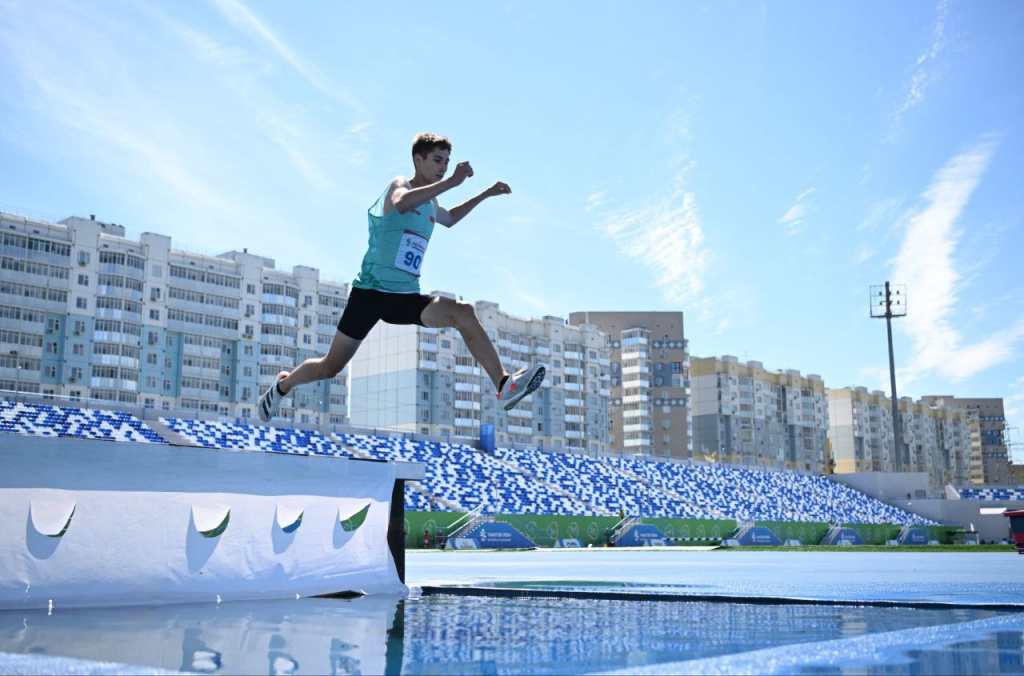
258, 133, 545, 421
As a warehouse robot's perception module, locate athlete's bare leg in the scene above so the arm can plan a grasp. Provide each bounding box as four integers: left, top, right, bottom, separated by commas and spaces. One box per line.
277, 330, 361, 395
420, 297, 506, 390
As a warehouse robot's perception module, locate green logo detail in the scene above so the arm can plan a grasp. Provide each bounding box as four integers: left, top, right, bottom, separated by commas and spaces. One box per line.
51, 505, 76, 538
340, 504, 371, 532
200, 510, 230, 539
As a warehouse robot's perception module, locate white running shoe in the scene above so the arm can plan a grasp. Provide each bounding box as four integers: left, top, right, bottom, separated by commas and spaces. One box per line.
258, 371, 289, 422
496, 364, 546, 411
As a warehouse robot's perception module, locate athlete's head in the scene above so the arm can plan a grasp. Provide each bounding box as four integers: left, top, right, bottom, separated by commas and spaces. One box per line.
412, 132, 451, 184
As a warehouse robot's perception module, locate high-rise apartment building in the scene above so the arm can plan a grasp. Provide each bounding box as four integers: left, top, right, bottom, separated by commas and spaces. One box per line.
352, 299, 612, 453
690, 356, 829, 472
920, 396, 1010, 485
0, 211, 349, 424
829, 388, 973, 492
567, 311, 690, 458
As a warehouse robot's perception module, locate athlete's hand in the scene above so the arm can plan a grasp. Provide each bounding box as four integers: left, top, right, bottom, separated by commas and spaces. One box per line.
449, 161, 473, 186
485, 181, 511, 197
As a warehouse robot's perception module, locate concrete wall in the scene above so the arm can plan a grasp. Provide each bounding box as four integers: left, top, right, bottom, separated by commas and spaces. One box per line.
828, 472, 931, 500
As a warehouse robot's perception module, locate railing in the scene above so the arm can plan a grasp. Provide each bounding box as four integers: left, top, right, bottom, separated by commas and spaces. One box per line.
732, 519, 756, 541
609, 514, 642, 546
446, 504, 490, 541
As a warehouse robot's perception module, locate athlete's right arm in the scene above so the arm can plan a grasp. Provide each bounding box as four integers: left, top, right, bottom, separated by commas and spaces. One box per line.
389, 162, 473, 214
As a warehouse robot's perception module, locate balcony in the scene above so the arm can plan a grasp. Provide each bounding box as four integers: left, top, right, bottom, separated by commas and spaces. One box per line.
508, 424, 533, 436
90, 378, 139, 391
418, 359, 438, 371
454, 382, 480, 393
454, 400, 481, 411
95, 354, 141, 369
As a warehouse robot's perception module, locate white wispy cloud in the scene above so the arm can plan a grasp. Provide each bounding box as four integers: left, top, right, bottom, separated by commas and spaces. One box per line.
889, 0, 952, 137
778, 187, 815, 236
151, 5, 355, 193
0, 5, 230, 212
600, 165, 709, 308
891, 137, 1024, 386
584, 190, 607, 212
206, 0, 365, 113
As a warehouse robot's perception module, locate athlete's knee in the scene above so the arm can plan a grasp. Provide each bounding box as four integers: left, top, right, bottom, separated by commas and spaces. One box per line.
317, 357, 345, 380
451, 301, 478, 328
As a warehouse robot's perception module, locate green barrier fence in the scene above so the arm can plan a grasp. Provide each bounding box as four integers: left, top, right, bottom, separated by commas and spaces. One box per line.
404, 511, 953, 548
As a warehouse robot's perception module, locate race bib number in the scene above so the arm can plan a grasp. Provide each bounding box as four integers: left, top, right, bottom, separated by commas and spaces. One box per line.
394, 230, 429, 277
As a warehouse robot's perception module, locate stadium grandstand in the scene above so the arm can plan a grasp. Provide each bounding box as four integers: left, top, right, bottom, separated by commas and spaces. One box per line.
2, 398, 936, 530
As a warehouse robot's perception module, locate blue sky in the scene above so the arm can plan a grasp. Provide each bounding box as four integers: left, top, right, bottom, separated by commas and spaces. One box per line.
2, 1, 1022, 461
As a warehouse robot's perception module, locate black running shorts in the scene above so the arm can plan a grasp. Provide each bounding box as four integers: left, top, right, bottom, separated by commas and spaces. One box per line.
337, 287, 436, 340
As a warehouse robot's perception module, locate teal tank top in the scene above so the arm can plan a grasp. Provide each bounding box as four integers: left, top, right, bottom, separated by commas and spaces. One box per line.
352, 187, 436, 293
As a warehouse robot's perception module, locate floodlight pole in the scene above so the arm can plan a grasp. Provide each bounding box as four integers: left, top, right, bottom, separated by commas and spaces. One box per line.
872, 282, 906, 472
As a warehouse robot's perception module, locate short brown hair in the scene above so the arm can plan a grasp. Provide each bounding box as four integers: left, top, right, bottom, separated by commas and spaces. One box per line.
412, 133, 451, 158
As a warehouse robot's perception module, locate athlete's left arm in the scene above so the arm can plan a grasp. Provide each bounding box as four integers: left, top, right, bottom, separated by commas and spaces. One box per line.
436, 182, 511, 228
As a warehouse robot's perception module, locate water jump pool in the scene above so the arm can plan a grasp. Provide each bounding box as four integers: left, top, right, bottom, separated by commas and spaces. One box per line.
1, 548, 1021, 675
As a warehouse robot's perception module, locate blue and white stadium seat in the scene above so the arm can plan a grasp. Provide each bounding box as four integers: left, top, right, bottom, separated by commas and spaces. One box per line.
335, 434, 593, 515
161, 418, 352, 457
959, 486, 1024, 501
0, 400, 166, 443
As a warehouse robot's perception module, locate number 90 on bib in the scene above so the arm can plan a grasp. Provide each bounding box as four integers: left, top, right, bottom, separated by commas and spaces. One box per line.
395, 230, 429, 277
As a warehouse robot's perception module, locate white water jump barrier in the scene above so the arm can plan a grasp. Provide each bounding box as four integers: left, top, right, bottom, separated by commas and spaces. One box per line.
0, 435, 424, 610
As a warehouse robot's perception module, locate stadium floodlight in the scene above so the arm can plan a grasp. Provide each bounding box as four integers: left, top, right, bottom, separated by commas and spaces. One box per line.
870, 282, 907, 472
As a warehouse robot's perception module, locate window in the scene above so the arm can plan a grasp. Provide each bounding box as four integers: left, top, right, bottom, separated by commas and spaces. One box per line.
246, 283, 256, 295
76, 297, 88, 310
149, 309, 160, 321
77, 274, 89, 286
72, 344, 84, 356
147, 353, 158, 365
151, 264, 162, 278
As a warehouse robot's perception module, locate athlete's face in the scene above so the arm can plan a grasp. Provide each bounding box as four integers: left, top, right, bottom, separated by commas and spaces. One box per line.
414, 148, 450, 184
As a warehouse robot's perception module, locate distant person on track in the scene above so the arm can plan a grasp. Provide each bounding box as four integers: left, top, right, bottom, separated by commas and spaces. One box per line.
258, 133, 545, 422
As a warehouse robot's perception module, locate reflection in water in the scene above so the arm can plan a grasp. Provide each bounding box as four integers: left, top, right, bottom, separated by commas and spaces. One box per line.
0, 594, 1021, 675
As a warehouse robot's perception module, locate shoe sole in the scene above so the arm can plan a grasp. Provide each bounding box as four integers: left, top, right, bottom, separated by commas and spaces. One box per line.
502, 366, 546, 411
